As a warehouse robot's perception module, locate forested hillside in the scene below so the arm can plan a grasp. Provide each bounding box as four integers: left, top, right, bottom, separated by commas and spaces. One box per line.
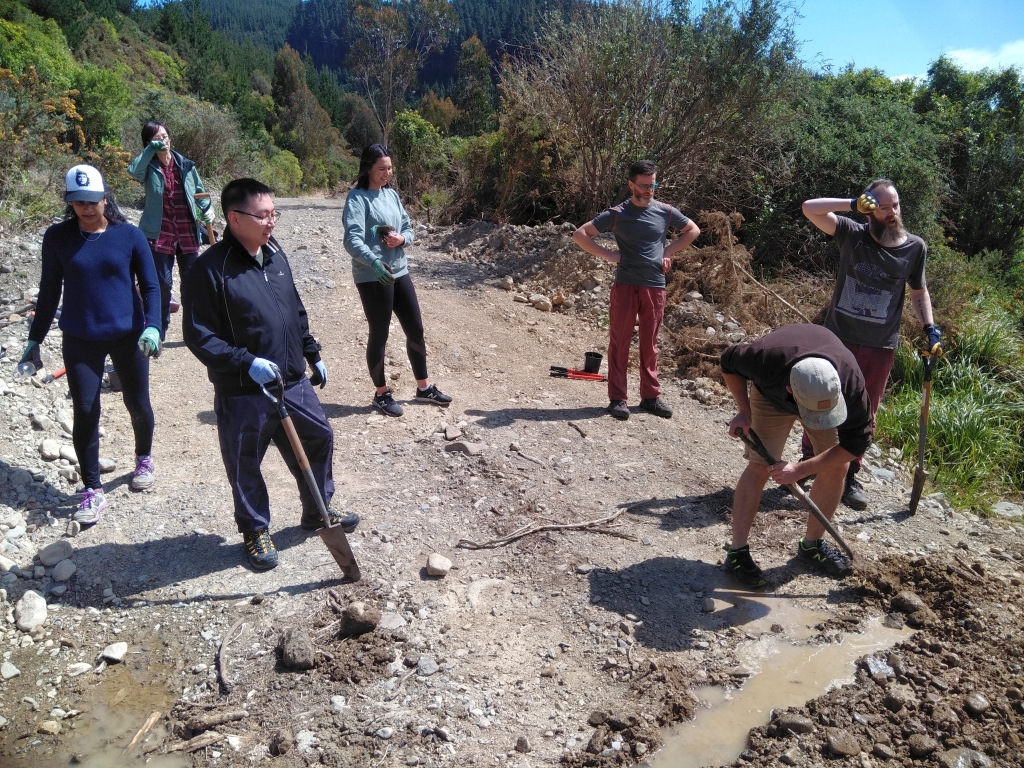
2, 0, 1024, 504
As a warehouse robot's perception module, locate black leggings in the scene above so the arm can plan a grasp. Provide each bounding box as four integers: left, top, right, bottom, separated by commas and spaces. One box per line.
356, 274, 428, 387
63, 332, 154, 490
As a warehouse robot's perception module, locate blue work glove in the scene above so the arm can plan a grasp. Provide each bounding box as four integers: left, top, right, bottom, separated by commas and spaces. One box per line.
309, 359, 327, 388
924, 324, 943, 356
371, 258, 395, 285
20, 340, 43, 370
249, 357, 280, 385
138, 326, 161, 359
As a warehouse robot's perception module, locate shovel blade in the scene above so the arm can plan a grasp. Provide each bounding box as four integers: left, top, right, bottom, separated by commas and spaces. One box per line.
317, 526, 362, 582
909, 466, 928, 515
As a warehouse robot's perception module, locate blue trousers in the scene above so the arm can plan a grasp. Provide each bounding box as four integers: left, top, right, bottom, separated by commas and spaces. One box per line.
213, 378, 334, 533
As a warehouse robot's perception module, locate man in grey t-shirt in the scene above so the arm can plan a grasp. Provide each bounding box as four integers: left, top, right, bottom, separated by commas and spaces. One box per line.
572, 160, 700, 421
802, 179, 943, 510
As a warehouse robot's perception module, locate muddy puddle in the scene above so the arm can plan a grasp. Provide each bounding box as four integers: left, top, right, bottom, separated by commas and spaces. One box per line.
3, 659, 186, 768
650, 590, 909, 768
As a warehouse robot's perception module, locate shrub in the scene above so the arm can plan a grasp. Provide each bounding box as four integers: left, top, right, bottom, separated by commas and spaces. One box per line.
0, 14, 77, 89
73, 63, 132, 144
260, 147, 302, 195
389, 109, 445, 194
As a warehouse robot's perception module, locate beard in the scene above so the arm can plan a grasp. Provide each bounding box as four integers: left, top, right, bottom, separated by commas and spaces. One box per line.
869, 213, 907, 247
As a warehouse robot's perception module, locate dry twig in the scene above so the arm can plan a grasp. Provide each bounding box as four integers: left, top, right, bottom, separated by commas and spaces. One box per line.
122, 711, 161, 755
186, 711, 247, 733
164, 732, 224, 754
217, 619, 246, 695
386, 670, 417, 701
567, 421, 588, 438
457, 505, 639, 549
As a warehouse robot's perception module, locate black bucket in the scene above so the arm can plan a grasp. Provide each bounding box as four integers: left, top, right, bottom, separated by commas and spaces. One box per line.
584, 352, 603, 374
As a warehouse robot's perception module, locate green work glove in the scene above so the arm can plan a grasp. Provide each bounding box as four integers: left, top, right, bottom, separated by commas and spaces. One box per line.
149, 140, 167, 152
138, 326, 161, 359
851, 192, 878, 215
20, 340, 42, 369
371, 258, 395, 285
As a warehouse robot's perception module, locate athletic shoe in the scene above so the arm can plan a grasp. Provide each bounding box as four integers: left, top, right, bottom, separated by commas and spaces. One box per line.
797, 537, 853, 578
608, 400, 630, 420
415, 384, 452, 406
243, 528, 279, 571
639, 396, 673, 419
723, 545, 767, 588
372, 390, 403, 417
74, 488, 107, 525
841, 477, 868, 510
130, 454, 155, 491
301, 507, 361, 532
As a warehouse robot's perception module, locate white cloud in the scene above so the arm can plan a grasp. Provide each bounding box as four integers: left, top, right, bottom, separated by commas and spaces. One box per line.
947, 38, 1024, 71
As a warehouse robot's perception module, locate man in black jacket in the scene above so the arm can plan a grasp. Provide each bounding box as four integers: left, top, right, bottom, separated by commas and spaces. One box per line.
183, 178, 357, 570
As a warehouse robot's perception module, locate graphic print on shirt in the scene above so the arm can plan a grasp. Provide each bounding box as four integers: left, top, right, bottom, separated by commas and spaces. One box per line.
835, 247, 900, 324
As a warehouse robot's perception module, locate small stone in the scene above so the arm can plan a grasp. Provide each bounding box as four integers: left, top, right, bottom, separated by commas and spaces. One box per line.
417, 656, 439, 676
294, 731, 317, 753
891, 591, 926, 614
684, 291, 703, 302
529, 294, 552, 311
991, 501, 1023, 519
66, 663, 92, 677
66, 521, 81, 538
937, 748, 992, 768
15, 590, 47, 631
37, 720, 61, 735
883, 690, 911, 712
776, 712, 814, 734
907, 607, 937, 627
499, 276, 515, 290
779, 746, 800, 765
701, 597, 715, 613
101, 642, 128, 663
270, 729, 294, 755
378, 612, 407, 630
98, 458, 116, 473
872, 743, 897, 761
59, 445, 78, 464
444, 440, 486, 456
38, 540, 73, 567
444, 425, 463, 440
588, 710, 608, 726
576, 563, 595, 574
515, 735, 532, 753
329, 695, 346, 713
0, 555, 15, 573
964, 693, 991, 717
908, 734, 939, 758
279, 626, 315, 670
39, 439, 61, 461
376, 727, 394, 739
339, 602, 380, 637
540, 665, 556, 677
827, 728, 861, 757
1, 662, 20, 679
51, 559, 76, 582
426, 553, 452, 577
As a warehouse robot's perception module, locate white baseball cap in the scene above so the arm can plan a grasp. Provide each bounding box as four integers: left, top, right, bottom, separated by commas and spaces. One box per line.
790, 357, 847, 430
64, 164, 105, 203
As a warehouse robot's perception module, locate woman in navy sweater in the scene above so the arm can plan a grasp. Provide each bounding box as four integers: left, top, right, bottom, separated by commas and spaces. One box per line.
20, 165, 163, 525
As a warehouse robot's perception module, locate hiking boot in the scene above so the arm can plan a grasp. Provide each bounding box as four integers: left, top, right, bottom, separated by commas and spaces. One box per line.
372, 390, 403, 417
639, 396, 673, 419
797, 537, 853, 578
608, 400, 630, 420
415, 384, 452, 406
130, 454, 155, 491
74, 488, 107, 525
301, 507, 361, 532
243, 528, 278, 571
842, 476, 868, 510
723, 545, 767, 588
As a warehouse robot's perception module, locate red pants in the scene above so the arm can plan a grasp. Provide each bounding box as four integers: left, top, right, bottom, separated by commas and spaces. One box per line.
608, 283, 665, 402
802, 340, 895, 472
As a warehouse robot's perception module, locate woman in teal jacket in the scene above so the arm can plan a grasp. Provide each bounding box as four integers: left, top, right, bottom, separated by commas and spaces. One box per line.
343, 143, 451, 417
127, 121, 214, 340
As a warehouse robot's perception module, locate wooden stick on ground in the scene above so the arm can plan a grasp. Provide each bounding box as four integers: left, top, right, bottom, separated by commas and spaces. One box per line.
164, 732, 224, 753
457, 505, 639, 549
185, 710, 248, 734
123, 711, 161, 755
217, 619, 246, 695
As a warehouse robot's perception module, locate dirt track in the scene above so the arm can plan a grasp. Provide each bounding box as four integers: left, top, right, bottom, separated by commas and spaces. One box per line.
0, 197, 1022, 767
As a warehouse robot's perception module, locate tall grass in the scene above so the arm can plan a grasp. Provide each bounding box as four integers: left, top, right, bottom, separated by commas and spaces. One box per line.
876, 304, 1024, 510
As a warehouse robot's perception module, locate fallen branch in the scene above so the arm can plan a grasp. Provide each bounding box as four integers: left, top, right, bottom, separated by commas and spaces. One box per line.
457, 505, 638, 549
567, 421, 587, 438
186, 711, 247, 734
217, 619, 246, 695
123, 711, 161, 755
165, 732, 224, 753
513, 450, 546, 467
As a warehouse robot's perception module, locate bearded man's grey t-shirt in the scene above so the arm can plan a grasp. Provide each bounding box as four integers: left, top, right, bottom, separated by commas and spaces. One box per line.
591, 200, 690, 288
824, 216, 927, 349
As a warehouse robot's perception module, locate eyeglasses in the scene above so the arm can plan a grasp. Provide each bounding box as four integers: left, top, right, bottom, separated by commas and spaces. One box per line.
233, 209, 281, 225
630, 181, 659, 191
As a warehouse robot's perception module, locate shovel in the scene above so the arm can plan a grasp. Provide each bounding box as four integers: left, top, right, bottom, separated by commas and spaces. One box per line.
260, 371, 361, 582
735, 428, 860, 565
909, 351, 937, 515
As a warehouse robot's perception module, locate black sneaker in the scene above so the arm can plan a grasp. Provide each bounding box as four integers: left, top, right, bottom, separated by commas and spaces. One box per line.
724, 545, 767, 588
372, 390, 403, 417
797, 537, 853, 578
415, 384, 452, 406
608, 400, 630, 420
301, 507, 360, 532
243, 528, 278, 571
639, 396, 673, 418
842, 476, 868, 510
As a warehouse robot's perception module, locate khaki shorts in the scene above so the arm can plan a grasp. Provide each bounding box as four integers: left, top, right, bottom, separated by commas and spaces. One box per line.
744, 386, 838, 465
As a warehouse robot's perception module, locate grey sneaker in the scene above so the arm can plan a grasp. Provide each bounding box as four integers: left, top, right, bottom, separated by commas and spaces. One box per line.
608, 400, 630, 420
130, 454, 155, 490
372, 390, 403, 417
74, 488, 107, 525
639, 396, 673, 418
841, 477, 868, 510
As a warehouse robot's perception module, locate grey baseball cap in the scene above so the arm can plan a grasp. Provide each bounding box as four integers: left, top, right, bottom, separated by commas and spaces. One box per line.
790, 357, 847, 430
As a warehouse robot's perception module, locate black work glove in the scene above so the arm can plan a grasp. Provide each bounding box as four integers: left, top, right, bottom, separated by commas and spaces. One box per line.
923, 324, 943, 356
851, 193, 878, 215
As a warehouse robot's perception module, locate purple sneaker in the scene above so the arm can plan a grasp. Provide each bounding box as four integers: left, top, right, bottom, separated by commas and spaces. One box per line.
131, 454, 155, 491
74, 489, 107, 525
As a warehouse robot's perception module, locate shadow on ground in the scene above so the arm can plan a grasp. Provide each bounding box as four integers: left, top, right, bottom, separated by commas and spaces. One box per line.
464, 405, 609, 428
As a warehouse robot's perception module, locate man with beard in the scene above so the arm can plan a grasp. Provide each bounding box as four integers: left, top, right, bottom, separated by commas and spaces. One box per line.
802, 179, 942, 510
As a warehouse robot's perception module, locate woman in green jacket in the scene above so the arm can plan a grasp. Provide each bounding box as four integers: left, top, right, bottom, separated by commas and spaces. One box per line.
127, 121, 214, 341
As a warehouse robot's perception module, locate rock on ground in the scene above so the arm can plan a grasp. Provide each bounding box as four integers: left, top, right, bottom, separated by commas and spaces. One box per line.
15, 590, 46, 631
279, 626, 315, 670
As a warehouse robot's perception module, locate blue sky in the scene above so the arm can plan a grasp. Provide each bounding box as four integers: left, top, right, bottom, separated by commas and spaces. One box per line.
791, 0, 1024, 79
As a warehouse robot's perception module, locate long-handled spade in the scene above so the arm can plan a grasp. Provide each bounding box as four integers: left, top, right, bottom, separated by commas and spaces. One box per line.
261, 371, 361, 581
909, 351, 938, 515
735, 427, 861, 566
